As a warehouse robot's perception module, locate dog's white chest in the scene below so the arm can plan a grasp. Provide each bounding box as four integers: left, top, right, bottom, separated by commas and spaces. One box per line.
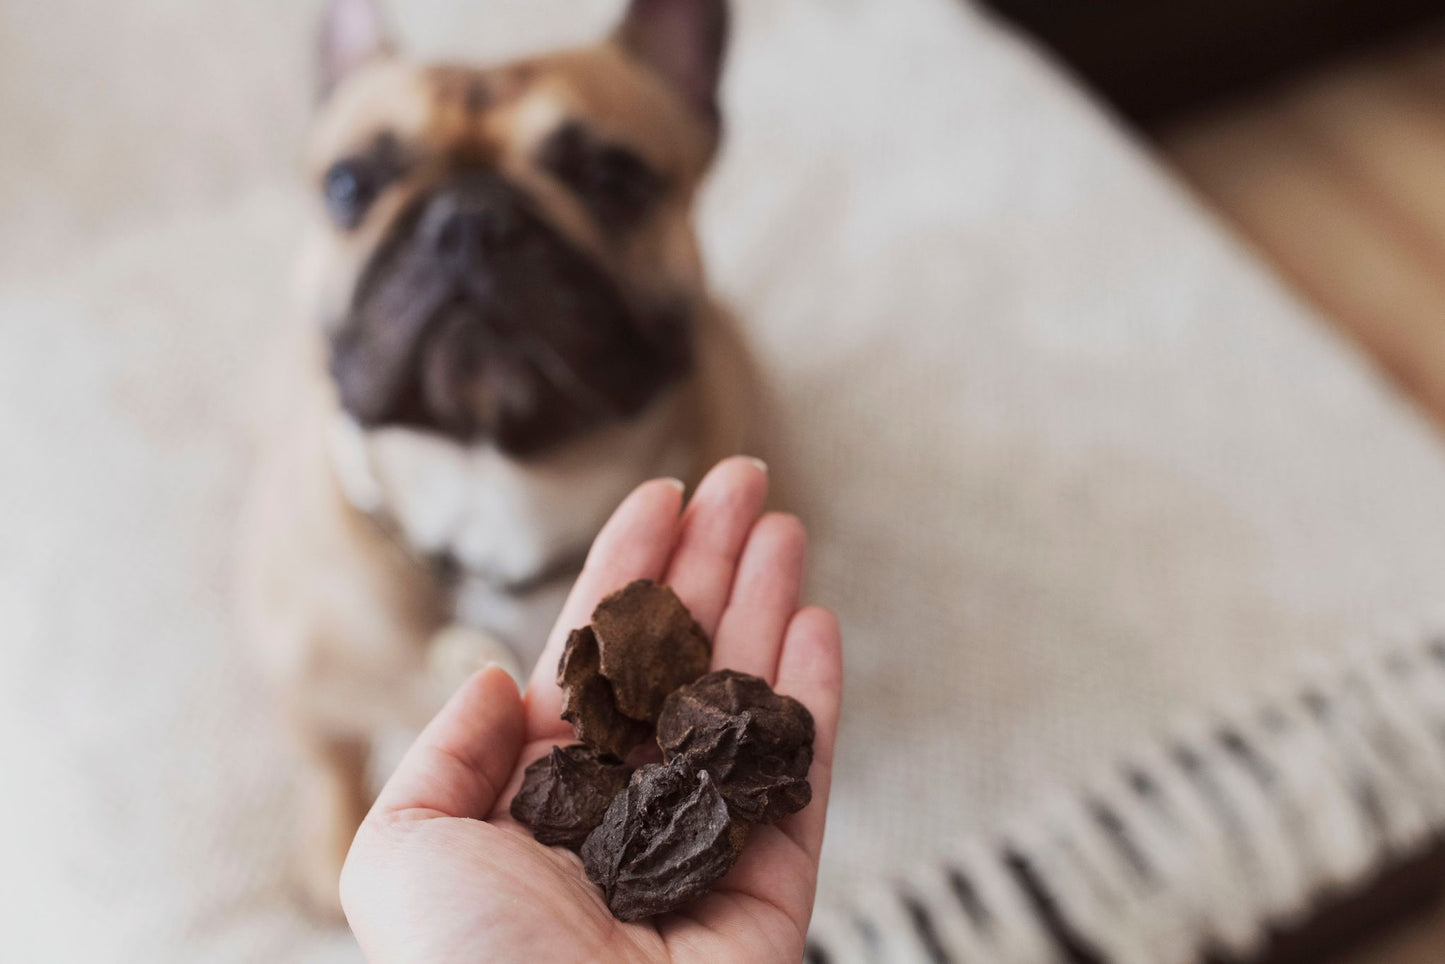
329, 393, 694, 586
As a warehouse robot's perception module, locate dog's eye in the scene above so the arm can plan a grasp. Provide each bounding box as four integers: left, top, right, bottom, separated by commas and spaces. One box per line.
541, 124, 664, 232
583, 147, 662, 222
323, 160, 382, 230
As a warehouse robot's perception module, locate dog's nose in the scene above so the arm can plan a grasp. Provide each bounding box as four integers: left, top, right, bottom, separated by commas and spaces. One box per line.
420, 180, 522, 264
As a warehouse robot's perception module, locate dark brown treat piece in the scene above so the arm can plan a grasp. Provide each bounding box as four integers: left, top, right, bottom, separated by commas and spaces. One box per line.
657, 669, 815, 824
509, 744, 634, 850
581, 757, 747, 921
557, 626, 651, 759
591, 580, 711, 723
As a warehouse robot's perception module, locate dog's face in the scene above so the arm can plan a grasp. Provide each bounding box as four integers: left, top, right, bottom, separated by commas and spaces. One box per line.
303, 0, 727, 457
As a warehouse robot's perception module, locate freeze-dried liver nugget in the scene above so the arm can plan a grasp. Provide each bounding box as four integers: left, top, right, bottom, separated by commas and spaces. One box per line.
591, 580, 711, 723
657, 669, 814, 823
558, 626, 651, 759
580, 757, 747, 921
510, 744, 634, 850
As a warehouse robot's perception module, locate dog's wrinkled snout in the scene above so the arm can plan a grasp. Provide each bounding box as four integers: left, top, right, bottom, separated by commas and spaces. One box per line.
420, 177, 522, 268
330, 162, 692, 454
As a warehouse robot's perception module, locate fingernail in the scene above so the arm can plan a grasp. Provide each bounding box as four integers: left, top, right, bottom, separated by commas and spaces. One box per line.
478, 660, 525, 689
660, 477, 686, 494
741, 456, 768, 475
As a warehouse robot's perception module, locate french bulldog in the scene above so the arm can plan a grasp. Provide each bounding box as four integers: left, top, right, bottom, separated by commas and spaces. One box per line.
238, 0, 748, 916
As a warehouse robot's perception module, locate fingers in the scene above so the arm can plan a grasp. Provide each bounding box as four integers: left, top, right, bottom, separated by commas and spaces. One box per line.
770, 607, 844, 864
662, 457, 771, 637
525, 458, 767, 738
710, 512, 807, 680
666, 608, 843, 952
524, 477, 686, 735
371, 664, 526, 820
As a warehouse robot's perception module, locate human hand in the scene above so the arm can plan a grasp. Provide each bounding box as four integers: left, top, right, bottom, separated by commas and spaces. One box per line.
340, 458, 843, 962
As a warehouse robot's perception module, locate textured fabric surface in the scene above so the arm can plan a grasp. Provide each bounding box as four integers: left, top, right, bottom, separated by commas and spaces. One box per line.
807, 625, 1445, 963
5, 0, 1445, 960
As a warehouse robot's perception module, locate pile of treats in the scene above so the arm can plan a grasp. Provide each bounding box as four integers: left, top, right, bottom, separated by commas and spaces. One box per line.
510, 579, 816, 921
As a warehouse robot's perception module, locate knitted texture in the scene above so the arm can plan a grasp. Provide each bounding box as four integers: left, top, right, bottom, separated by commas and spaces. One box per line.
807, 627, 1445, 963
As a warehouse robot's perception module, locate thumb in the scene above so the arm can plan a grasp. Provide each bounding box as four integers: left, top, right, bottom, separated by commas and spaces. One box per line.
371, 664, 526, 819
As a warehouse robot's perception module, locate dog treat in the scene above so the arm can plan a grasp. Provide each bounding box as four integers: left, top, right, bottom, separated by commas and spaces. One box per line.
532, 580, 816, 921
657, 669, 815, 823
580, 758, 748, 921
558, 626, 652, 759
509, 744, 634, 850
592, 579, 712, 722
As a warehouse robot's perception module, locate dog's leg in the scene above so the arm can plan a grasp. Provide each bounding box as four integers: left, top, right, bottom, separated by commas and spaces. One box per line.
293, 728, 372, 920
239, 377, 449, 920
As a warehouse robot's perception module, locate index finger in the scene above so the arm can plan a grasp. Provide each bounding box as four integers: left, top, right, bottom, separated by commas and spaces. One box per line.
523, 477, 686, 737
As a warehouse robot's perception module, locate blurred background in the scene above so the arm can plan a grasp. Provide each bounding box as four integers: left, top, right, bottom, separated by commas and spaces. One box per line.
988, 0, 1445, 429
8, 0, 1445, 960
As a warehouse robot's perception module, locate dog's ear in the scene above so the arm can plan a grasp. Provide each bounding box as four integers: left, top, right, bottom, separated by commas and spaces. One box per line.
318, 0, 394, 100
615, 0, 729, 129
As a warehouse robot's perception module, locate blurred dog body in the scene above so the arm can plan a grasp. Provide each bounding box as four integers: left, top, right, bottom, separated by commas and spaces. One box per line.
238, 0, 743, 915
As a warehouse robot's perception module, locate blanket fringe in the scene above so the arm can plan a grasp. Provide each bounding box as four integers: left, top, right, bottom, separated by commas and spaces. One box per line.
807, 625, 1445, 963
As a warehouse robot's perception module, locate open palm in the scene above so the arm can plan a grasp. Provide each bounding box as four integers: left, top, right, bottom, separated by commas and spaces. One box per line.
341, 458, 843, 962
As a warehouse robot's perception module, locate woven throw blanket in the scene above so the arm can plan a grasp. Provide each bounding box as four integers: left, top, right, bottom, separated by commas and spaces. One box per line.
806, 627, 1445, 963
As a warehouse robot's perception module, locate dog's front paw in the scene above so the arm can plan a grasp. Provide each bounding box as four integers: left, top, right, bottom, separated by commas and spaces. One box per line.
292, 750, 369, 923
427, 624, 524, 696
295, 833, 350, 923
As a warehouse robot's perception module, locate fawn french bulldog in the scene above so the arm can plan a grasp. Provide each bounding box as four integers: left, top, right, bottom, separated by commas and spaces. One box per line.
238, 0, 748, 915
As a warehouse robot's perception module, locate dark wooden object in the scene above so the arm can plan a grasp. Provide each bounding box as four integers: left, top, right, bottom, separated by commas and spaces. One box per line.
978, 0, 1445, 125
1240, 839, 1445, 964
